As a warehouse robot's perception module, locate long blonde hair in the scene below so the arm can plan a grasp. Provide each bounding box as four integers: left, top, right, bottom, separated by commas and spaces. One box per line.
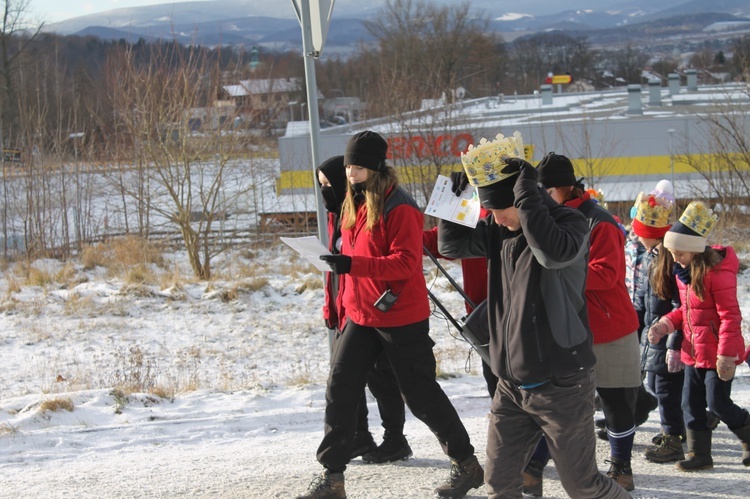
341, 166, 399, 231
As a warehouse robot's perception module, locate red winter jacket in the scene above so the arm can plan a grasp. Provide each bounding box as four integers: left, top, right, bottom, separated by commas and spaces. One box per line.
423, 213, 488, 313
665, 246, 745, 369
566, 194, 639, 344
322, 211, 346, 331
339, 189, 431, 327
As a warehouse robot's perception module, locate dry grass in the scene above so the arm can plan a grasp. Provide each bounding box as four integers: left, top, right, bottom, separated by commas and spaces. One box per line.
39, 397, 74, 414
0, 422, 19, 437
81, 236, 166, 277
5, 272, 21, 294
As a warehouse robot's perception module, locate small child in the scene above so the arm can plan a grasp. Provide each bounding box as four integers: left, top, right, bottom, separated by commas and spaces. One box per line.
629, 180, 685, 463
649, 201, 750, 471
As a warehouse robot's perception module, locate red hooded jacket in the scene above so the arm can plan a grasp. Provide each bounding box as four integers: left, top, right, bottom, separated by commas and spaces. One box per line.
665, 246, 745, 369
339, 189, 431, 327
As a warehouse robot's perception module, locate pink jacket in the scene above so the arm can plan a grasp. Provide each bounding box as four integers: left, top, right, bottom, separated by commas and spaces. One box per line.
665, 246, 745, 368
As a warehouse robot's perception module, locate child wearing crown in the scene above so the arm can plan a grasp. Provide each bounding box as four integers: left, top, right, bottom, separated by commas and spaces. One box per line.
629, 180, 686, 464
648, 201, 750, 471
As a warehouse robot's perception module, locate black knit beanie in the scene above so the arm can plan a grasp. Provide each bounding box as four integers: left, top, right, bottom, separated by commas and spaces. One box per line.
344, 130, 388, 171
477, 174, 517, 210
316, 155, 347, 214
537, 152, 576, 188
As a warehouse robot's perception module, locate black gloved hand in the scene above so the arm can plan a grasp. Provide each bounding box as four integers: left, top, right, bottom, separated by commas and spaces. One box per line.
449, 171, 469, 196
320, 254, 352, 274
500, 157, 537, 180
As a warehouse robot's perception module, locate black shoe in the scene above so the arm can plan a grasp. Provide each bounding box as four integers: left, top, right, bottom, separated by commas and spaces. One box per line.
595, 417, 606, 429
597, 428, 609, 441
362, 430, 412, 464
350, 430, 377, 460
652, 432, 686, 444
434, 455, 484, 498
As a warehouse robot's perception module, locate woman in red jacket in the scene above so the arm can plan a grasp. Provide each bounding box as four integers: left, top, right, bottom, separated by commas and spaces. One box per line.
649, 201, 749, 471
316, 155, 410, 464
532, 153, 642, 493
299, 131, 483, 499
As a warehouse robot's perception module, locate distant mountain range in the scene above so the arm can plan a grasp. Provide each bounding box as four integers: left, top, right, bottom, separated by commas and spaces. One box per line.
44, 0, 750, 56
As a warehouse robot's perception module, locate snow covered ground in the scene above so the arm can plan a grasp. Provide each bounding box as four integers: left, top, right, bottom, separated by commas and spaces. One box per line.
1, 243, 749, 498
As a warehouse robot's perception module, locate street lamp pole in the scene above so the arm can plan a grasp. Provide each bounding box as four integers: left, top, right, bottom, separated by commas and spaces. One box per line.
668, 128, 676, 207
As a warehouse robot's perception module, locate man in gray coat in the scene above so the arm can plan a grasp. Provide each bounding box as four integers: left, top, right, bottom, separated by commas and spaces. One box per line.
438, 157, 629, 498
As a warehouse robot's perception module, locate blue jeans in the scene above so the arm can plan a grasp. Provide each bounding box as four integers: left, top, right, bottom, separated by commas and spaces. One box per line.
486, 370, 629, 499
647, 370, 685, 436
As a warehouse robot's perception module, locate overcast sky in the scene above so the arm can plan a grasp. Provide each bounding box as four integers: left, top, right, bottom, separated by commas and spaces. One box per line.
31, 0, 204, 23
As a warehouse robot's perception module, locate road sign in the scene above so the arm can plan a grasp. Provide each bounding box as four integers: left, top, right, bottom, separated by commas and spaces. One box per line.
291, 0, 335, 57
545, 74, 573, 85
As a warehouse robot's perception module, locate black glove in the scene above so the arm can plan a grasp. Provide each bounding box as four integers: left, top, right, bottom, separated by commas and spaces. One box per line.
320, 254, 352, 274
500, 157, 537, 180
449, 171, 469, 196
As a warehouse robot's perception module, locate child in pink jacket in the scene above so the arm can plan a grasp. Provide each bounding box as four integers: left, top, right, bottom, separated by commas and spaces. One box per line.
649, 201, 749, 471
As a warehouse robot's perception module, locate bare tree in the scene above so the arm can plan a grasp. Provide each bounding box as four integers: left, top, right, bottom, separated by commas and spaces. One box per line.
103, 41, 256, 279
673, 86, 750, 220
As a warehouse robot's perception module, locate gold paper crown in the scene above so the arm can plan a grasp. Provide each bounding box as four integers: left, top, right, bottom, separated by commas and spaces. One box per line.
678, 201, 718, 237
632, 192, 673, 228
460, 131, 524, 187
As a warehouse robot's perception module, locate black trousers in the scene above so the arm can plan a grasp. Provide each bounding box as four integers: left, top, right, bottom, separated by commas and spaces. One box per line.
355, 353, 406, 435
316, 318, 474, 472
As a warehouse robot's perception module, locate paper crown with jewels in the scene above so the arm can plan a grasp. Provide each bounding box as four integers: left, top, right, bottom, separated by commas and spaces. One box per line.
630, 179, 674, 238
460, 131, 525, 187
664, 201, 719, 253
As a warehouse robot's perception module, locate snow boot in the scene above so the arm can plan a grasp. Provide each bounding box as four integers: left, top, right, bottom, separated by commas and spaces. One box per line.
605, 457, 634, 492
644, 433, 685, 463
522, 458, 545, 497
361, 430, 412, 464
297, 469, 346, 499
434, 455, 484, 498
676, 429, 713, 471
728, 413, 750, 466
350, 430, 376, 459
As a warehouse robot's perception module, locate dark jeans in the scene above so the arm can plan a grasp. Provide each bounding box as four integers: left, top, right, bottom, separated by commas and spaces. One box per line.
683, 365, 749, 430
486, 370, 629, 499
355, 353, 406, 435
647, 370, 685, 436
317, 318, 474, 472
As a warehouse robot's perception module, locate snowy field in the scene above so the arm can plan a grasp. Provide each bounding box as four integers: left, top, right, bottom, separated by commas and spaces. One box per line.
0, 243, 749, 498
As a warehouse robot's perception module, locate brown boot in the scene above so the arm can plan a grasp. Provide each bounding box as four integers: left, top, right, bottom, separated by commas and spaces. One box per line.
676, 429, 713, 471
644, 433, 685, 463
434, 455, 484, 498
297, 470, 346, 499
606, 457, 634, 491
522, 459, 544, 497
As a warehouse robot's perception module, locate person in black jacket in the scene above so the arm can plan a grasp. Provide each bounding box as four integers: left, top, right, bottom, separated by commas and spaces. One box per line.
438, 148, 630, 499
315, 155, 411, 464
629, 181, 686, 463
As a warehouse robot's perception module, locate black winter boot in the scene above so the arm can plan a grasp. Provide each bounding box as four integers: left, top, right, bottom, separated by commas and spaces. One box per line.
676, 429, 713, 471
434, 455, 484, 498
728, 413, 750, 466
297, 470, 346, 499
350, 430, 377, 459
361, 430, 412, 464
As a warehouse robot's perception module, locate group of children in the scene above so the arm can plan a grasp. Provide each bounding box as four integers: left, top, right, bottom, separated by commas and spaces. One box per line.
300, 129, 750, 498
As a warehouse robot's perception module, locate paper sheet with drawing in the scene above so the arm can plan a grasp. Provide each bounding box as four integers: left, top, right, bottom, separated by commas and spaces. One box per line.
280, 236, 332, 272
424, 175, 481, 228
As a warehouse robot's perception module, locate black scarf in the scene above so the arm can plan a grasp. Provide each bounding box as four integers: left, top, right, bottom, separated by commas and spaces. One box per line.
674, 263, 691, 285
